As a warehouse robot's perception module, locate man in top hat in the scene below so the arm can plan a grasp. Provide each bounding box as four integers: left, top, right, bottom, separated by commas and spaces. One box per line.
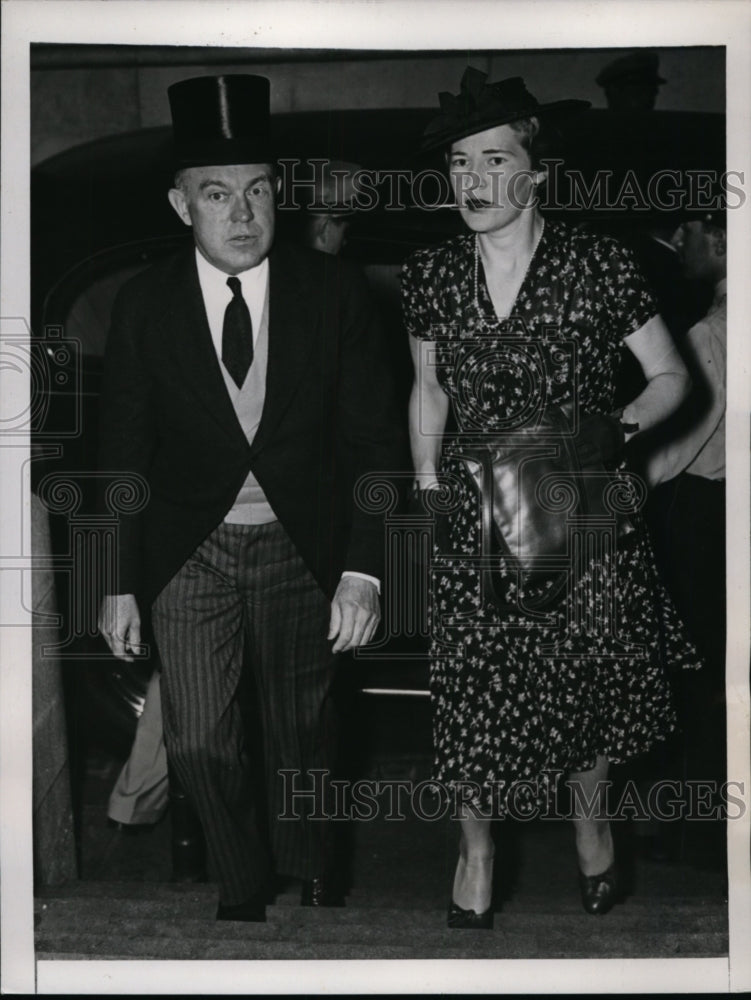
596, 50, 666, 111
97, 74, 402, 920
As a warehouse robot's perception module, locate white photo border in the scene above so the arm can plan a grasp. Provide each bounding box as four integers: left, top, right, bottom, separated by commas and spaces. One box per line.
2, 0, 750, 994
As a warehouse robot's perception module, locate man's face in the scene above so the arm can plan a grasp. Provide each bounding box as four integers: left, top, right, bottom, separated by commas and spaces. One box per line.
671, 220, 725, 281
168, 164, 280, 274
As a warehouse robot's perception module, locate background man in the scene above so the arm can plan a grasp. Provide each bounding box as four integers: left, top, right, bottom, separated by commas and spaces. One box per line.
301, 159, 361, 256
596, 51, 666, 111
641, 209, 727, 866
98, 74, 402, 920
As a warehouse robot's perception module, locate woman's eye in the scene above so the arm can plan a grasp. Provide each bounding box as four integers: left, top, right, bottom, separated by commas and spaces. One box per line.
488, 157, 507, 167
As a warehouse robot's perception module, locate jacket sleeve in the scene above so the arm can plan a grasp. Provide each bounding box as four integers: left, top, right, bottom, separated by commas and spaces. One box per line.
97, 282, 157, 595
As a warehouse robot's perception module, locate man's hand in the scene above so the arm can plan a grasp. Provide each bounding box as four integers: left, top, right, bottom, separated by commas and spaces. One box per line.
98, 593, 143, 662
328, 576, 380, 654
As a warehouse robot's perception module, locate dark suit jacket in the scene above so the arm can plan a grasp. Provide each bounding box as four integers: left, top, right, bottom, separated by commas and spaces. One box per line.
98, 240, 403, 605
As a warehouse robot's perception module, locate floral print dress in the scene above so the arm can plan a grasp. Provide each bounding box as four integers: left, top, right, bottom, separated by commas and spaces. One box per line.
401, 219, 700, 815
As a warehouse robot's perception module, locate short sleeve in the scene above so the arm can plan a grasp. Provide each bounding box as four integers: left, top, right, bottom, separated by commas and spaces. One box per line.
595, 239, 659, 342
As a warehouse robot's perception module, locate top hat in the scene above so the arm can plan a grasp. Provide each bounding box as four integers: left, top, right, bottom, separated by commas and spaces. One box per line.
168, 74, 275, 169
420, 67, 590, 153
596, 52, 667, 88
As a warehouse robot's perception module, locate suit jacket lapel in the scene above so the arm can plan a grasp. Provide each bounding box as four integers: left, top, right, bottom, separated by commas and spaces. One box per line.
163, 249, 248, 446
251, 242, 317, 456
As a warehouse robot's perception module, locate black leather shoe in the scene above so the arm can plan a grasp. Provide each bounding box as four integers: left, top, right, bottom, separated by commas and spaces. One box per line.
447, 900, 494, 929
578, 861, 620, 915
300, 876, 345, 907
216, 890, 267, 923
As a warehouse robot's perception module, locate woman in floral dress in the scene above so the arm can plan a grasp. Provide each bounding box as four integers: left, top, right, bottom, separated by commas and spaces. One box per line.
404, 68, 700, 928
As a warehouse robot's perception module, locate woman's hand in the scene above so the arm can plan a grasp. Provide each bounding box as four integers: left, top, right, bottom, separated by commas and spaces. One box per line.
621, 314, 691, 436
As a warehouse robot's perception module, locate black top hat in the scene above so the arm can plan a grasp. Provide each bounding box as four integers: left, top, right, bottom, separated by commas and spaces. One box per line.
596, 52, 667, 88
420, 67, 590, 153
168, 74, 275, 169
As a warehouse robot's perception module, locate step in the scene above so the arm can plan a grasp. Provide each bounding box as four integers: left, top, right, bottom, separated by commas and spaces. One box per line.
34, 887, 728, 960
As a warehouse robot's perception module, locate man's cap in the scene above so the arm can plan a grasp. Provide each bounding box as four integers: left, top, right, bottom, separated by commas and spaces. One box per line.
168, 74, 275, 169
304, 160, 362, 216
596, 52, 667, 89
420, 67, 590, 153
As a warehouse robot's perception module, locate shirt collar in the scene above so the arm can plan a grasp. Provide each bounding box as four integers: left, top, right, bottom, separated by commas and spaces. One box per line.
194, 247, 269, 296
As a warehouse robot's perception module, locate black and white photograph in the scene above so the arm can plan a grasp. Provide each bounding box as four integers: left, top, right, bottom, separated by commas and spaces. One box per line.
1, 0, 750, 994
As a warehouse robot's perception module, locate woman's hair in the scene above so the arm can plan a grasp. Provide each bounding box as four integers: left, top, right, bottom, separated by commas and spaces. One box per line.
443, 115, 564, 177
507, 115, 563, 172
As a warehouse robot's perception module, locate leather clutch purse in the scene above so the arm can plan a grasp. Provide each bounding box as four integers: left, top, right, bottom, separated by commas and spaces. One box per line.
448, 401, 643, 610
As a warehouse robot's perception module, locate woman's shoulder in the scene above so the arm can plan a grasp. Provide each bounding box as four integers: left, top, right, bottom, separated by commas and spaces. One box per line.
545, 218, 629, 259
402, 234, 473, 279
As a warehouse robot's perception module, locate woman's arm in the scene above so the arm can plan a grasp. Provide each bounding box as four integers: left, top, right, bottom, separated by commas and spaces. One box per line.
408, 333, 449, 488
620, 314, 691, 442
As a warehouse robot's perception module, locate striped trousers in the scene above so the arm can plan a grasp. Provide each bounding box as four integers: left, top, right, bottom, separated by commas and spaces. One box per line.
152, 520, 338, 906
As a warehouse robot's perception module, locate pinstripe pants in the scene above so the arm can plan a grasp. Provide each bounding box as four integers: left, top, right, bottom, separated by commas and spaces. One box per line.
152, 520, 337, 905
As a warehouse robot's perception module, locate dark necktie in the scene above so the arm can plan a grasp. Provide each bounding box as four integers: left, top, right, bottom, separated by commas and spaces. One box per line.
222, 276, 254, 388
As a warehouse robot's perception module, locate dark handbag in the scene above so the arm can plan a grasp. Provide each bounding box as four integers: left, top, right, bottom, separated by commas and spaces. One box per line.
449, 401, 643, 611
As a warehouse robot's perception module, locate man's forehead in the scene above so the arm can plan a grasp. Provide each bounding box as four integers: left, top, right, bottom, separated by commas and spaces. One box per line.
184, 163, 275, 184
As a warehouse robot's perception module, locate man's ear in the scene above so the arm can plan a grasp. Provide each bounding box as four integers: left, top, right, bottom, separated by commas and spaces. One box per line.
709, 227, 726, 258
168, 186, 192, 227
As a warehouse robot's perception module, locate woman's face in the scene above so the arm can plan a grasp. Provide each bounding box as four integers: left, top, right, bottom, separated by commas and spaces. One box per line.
448, 123, 540, 234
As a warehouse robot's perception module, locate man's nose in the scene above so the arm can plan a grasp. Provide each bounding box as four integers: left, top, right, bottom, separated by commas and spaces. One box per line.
231, 196, 253, 221
670, 225, 684, 250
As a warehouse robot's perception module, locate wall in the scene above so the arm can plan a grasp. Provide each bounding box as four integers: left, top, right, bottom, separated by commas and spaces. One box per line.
31, 46, 725, 165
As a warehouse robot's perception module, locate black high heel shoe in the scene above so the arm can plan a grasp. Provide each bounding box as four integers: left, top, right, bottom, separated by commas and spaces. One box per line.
447, 900, 494, 929
578, 860, 620, 915
448, 852, 496, 929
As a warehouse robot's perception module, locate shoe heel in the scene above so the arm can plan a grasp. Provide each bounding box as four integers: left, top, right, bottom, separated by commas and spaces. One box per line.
578, 861, 620, 915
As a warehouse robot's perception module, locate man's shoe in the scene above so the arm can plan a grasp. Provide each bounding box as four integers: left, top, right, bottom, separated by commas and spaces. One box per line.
300, 876, 345, 907
216, 890, 267, 922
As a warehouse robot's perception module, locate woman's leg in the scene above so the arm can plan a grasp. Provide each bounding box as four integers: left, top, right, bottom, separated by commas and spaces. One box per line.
569, 754, 614, 875
452, 812, 495, 912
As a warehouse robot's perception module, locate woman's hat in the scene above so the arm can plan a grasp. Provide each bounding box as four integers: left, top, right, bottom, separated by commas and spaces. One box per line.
168, 74, 275, 169
420, 67, 590, 153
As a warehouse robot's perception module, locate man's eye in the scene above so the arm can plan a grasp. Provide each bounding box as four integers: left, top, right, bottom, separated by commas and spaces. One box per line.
250, 184, 269, 198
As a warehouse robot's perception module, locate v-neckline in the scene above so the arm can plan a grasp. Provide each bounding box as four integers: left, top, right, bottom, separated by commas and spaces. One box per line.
474, 220, 546, 322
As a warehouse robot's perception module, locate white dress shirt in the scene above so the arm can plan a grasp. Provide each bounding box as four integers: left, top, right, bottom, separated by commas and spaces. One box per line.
646, 277, 726, 485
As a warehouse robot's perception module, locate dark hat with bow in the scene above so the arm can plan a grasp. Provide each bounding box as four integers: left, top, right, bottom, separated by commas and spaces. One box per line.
420, 67, 590, 153
168, 74, 275, 169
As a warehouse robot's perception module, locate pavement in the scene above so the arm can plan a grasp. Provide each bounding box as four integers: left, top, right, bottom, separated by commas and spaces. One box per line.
37, 692, 730, 961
